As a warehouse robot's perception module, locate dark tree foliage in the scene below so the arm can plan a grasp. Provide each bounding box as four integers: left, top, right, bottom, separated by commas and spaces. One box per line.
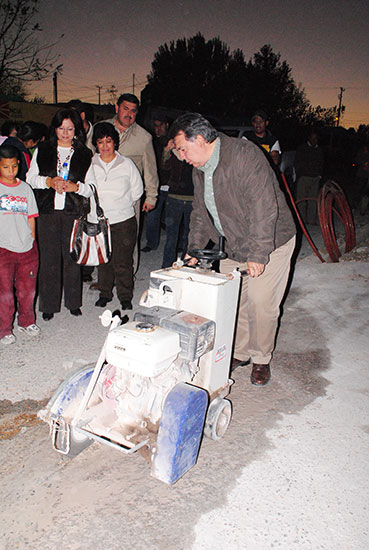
0, 77, 27, 101
357, 124, 369, 142
245, 44, 308, 123
144, 36, 336, 127
145, 33, 248, 118
300, 105, 337, 127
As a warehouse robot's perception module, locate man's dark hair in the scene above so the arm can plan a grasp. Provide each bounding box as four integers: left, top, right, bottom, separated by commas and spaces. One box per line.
36, 122, 49, 141
252, 110, 269, 122
67, 99, 94, 125
307, 127, 319, 139
67, 99, 85, 115
117, 93, 139, 107
154, 114, 170, 124
169, 113, 218, 143
0, 144, 21, 161
17, 121, 43, 143
1, 120, 19, 136
49, 108, 86, 148
92, 122, 119, 150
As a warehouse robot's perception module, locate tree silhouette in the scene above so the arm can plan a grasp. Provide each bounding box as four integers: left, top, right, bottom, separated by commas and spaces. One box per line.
0, 0, 62, 97
244, 44, 308, 123
144, 33, 247, 118
144, 36, 335, 127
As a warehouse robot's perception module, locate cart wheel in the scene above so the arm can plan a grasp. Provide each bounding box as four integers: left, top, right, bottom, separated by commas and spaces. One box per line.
204, 397, 232, 440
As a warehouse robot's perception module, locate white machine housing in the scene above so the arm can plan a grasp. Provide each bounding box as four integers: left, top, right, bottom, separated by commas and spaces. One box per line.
139, 266, 241, 396
49, 265, 241, 454
105, 323, 181, 377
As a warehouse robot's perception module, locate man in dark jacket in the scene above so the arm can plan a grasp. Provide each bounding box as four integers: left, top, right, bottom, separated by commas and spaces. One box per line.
161, 139, 194, 267
169, 113, 296, 386
294, 129, 324, 224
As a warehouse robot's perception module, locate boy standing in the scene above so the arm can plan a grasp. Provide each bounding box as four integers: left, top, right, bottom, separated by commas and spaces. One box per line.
0, 144, 40, 345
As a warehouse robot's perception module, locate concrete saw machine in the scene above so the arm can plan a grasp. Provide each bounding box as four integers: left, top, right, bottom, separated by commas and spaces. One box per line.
39, 243, 241, 484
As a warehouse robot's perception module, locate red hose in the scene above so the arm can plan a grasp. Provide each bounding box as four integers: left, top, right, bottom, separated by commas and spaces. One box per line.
280, 174, 356, 263
281, 173, 325, 262
317, 180, 356, 262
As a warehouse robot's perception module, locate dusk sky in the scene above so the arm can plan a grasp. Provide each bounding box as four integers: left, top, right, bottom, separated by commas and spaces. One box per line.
30, 0, 369, 128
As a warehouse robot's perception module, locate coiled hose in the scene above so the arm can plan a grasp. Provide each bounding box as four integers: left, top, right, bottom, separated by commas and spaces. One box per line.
281, 174, 356, 263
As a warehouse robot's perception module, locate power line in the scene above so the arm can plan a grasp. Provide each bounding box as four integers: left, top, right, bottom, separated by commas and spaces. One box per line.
305, 86, 369, 91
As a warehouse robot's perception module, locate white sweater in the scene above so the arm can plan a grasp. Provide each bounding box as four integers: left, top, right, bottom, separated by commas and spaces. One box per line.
91, 152, 143, 224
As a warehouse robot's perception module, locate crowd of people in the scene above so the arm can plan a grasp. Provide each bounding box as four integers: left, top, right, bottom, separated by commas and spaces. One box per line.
0, 95, 147, 347
1, 94, 366, 387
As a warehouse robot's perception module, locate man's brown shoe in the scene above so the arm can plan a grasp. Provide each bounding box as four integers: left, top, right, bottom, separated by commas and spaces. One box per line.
231, 357, 250, 372
89, 282, 99, 291
250, 363, 271, 386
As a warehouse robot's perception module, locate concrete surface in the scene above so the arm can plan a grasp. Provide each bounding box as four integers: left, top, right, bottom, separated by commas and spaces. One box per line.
1, 214, 368, 550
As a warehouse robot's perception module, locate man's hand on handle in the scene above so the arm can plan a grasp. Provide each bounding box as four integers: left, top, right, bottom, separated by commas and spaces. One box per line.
246, 261, 265, 278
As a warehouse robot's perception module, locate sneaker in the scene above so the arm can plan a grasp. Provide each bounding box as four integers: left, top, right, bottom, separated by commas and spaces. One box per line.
1, 333, 16, 345
18, 324, 41, 336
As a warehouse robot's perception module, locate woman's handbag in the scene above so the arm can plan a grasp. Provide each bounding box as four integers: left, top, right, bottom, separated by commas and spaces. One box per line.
69, 185, 112, 266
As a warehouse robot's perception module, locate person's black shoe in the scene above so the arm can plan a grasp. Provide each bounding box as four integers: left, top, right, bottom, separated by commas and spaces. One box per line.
82, 274, 93, 282
141, 246, 152, 252
70, 308, 82, 316
42, 313, 54, 321
231, 357, 251, 372
120, 300, 132, 310
95, 297, 112, 307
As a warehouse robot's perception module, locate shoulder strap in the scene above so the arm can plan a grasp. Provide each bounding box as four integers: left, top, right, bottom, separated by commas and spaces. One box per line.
90, 184, 105, 218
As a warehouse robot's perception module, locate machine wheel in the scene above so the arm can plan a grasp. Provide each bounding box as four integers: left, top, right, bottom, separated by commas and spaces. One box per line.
42, 363, 95, 458
204, 397, 232, 441
54, 422, 92, 459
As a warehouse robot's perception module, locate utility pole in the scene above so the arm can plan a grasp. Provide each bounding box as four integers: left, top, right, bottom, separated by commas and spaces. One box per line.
53, 71, 58, 104
132, 73, 135, 95
107, 84, 117, 104
96, 85, 102, 105
337, 87, 345, 127
53, 64, 63, 105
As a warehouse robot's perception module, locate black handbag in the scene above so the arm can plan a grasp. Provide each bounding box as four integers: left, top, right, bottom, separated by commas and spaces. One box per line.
69, 185, 112, 266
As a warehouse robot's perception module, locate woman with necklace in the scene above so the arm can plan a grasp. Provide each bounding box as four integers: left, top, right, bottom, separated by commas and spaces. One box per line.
90, 122, 143, 311
27, 108, 96, 320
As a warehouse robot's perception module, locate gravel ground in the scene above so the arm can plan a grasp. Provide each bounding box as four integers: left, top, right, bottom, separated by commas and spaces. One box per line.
0, 207, 368, 550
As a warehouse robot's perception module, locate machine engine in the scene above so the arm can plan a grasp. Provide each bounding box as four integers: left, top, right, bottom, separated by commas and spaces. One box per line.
77, 310, 215, 449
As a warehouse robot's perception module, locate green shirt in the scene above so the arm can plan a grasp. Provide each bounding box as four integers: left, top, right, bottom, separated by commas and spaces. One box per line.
198, 138, 224, 235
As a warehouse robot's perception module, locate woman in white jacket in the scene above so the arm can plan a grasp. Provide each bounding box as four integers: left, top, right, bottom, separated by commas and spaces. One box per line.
91, 122, 143, 310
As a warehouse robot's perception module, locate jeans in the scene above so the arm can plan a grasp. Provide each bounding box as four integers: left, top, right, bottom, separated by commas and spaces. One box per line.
144, 190, 167, 250
0, 242, 39, 338
162, 196, 193, 268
